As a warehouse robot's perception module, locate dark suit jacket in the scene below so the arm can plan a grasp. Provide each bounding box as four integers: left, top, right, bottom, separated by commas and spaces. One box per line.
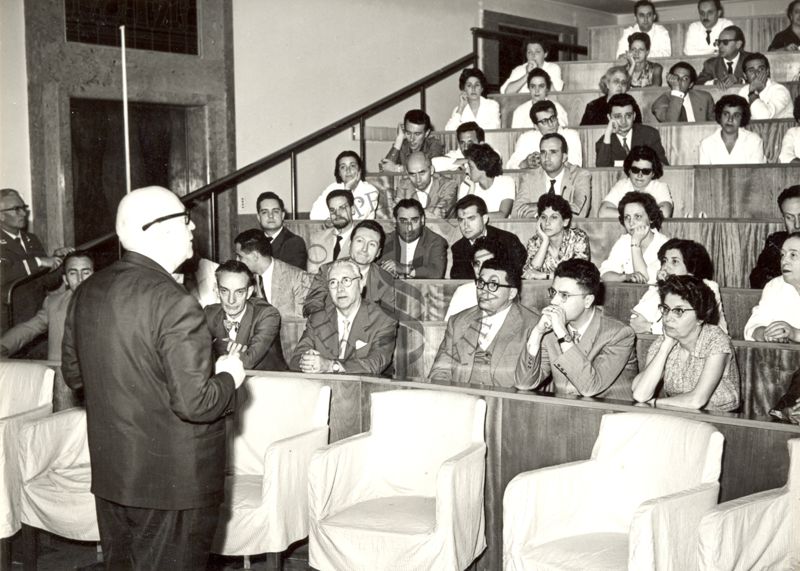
62, 252, 236, 510
429, 302, 540, 387
595, 124, 669, 167
379, 227, 448, 278
651, 89, 715, 123
204, 298, 287, 371
269, 226, 307, 270
513, 164, 592, 218
696, 51, 750, 85
0, 229, 47, 296
303, 259, 396, 318
290, 300, 398, 376
451, 225, 527, 279
749, 231, 787, 289
515, 308, 638, 402
580, 96, 611, 126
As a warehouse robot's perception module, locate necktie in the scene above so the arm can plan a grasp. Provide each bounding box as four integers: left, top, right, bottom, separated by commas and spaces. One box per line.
726, 61, 733, 75
548, 179, 556, 195
570, 327, 581, 345
339, 319, 350, 359
333, 235, 342, 260
255, 273, 267, 300
621, 137, 630, 155
264, 235, 273, 247
478, 316, 491, 350
12, 236, 26, 253
705, 30, 711, 45
223, 318, 238, 340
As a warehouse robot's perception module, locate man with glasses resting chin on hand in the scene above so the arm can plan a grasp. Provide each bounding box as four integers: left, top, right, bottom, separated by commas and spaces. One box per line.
515, 259, 638, 401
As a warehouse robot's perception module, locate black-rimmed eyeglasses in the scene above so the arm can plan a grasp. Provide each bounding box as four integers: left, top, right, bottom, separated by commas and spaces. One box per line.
141, 211, 190, 231
547, 287, 586, 303
476, 278, 514, 292
0, 205, 29, 214
657, 304, 695, 318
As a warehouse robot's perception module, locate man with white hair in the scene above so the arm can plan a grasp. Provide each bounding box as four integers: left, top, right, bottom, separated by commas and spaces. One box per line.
62, 186, 245, 570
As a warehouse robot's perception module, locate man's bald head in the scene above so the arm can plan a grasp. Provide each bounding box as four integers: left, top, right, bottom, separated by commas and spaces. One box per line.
405, 152, 433, 191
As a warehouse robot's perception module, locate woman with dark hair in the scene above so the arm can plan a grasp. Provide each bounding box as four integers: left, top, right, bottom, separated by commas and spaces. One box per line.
767, 0, 800, 51
778, 95, 800, 163
599, 191, 669, 284
444, 68, 501, 131
699, 94, 766, 164
630, 238, 728, 334
500, 39, 564, 93
599, 145, 673, 218
632, 274, 740, 412
310, 150, 379, 221
521, 193, 590, 279
458, 143, 515, 218
625, 32, 663, 87
580, 65, 636, 126
509, 69, 569, 129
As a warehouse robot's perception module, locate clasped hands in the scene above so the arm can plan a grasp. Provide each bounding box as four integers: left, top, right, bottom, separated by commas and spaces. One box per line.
761, 321, 799, 344
527, 305, 567, 354
298, 349, 334, 373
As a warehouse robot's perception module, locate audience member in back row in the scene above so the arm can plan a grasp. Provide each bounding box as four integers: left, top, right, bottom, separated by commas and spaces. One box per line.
599, 145, 673, 219
596, 93, 669, 168
744, 232, 800, 343
580, 65, 633, 126
507, 101, 582, 169
500, 39, 564, 93
778, 95, 800, 163
255, 191, 307, 270
379, 109, 444, 173
630, 238, 728, 335
600, 191, 669, 285
394, 152, 459, 218
651, 61, 715, 123
516, 259, 639, 400
697, 25, 750, 86
684, 0, 734, 56
521, 193, 591, 280
430, 257, 539, 387
307, 189, 355, 274
310, 151, 379, 221
768, 0, 800, 51
444, 236, 501, 321
698, 94, 766, 164
432, 121, 483, 173
624, 32, 663, 87
633, 275, 740, 412
737, 52, 794, 119
750, 185, 800, 288
444, 68, 500, 131
459, 143, 515, 218
615, 0, 672, 59
450, 195, 526, 279
509, 69, 569, 129
379, 198, 448, 279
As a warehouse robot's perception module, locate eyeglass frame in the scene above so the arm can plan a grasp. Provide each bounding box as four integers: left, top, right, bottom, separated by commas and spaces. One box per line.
713, 38, 738, 46
657, 303, 696, 318
327, 275, 362, 290
629, 166, 654, 176
0, 205, 29, 214
141, 211, 191, 232
534, 114, 559, 126
547, 287, 588, 303
475, 278, 515, 292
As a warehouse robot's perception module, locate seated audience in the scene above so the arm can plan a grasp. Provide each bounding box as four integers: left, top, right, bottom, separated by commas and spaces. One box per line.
444, 68, 500, 131
459, 143, 515, 218
204, 260, 286, 371
515, 259, 638, 400
651, 61, 715, 123
394, 152, 458, 218
630, 238, 728, 335
600, 191, 669, 284
768, 0, 800, 51
699, 94, 766, 164
779, 95, 800, 163
304, 220, 395, 317
256, 191, 307, 270
430, 258, 539, 387
310, 151, 379, 221
744, 232, 800, 342
580, 66, 633, 126
770, 363, 800, 424
379, 109, 444, 173
379, 198, 447, 279
307, 189, 356, 273
624, 32, 663, 87
599, 145, 673, 219
291, 259, 397, 376
697, 25, 750, 86
521, 193, 590, 280
684, 0, 734, 56
450, 195, 526, 279
750, 185, 800, 288
616, 1, 672, 59
432, 121, 484, 172
234, 229, 311, 319
737, 52, 793, 119
632, 275, 740, 411
507, 101, 582, 168
444, 236, 502, 320
513, 133, 591, 218
500, 39, 564, 93
596, 93, 669, 167
509, 69, 569, 129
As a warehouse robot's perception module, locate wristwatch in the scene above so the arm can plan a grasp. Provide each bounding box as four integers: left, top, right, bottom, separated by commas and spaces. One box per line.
330, 360, 344, 373
557, 333, 574, 344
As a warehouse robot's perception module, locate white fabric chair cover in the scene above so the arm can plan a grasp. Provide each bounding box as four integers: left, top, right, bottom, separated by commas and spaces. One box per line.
0, 362, 54, 538
212, 375, 331, 556
503, 412, 724, 571
309, 389, 487, 571
698, 438, 800, 571
18, 408, 98, 540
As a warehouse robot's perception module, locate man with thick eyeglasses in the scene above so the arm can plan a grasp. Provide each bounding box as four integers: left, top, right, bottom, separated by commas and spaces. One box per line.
430, 257, 539, 386
697, 25, 750, 87
506, 100, 582, 169
515, 259, 638, 400
651, 61, 715, 123
595, 93, 668, 168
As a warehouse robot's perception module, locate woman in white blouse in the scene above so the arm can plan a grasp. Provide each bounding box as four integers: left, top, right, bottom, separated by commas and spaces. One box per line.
509, 68, 569, 129
698, 94, 766, 165
599, 191, 669, 284
458, 143, 515, 218
500, 40, 564, 93
445, 68, 501, 131
779, 95, 800, 164
309, 151, 379, 221
599, 145, 673, 219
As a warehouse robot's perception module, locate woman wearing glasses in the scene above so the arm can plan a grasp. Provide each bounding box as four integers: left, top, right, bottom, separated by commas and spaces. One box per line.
599, 146, 673, 219
580, 65, 634, 126
624, 32, 663, 88
632, 274, 740, 411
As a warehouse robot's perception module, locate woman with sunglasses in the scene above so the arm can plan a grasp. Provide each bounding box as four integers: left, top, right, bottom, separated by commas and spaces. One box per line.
599, 146, 673, 219
632, 274, 740, 411
624, 32, 663, 88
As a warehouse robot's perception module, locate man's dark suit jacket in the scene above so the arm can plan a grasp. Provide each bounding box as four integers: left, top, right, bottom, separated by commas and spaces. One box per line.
290, 300, 398, 376
750, 231, 788, 289
595, 124, 669, 167
303, 259, 396, 318
0, 229, 47, 293
696, 51, 750, 86
580, 96, 612, 126
204, 298, 287, 371
379, 227, 448, 278
269, 226, 307, 270
61, 252, 236, 510
450, 225, 527, 279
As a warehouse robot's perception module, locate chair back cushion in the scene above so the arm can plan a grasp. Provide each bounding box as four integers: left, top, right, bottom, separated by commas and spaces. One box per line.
0, 362, 54, 418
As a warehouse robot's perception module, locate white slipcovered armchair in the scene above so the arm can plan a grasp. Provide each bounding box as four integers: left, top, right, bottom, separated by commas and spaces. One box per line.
503, 412, 724, 571
211, 375, 331, 561
308, 389, 487, 571
698, 438, 800, 571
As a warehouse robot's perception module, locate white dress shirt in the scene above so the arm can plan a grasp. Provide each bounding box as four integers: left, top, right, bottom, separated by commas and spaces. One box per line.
779, 126, 800, 164
670, 90, 697, 122
510, 99, 569, 129
743, 277, 800, 340
457, 175, 516, 212
698, 128, 767, 165
399, 236, 419, 268
478, 304, 513, 350
683, 18, 734, 56
506, 127, 583, 169
500, 61, 564, 93
703, 52, 741, 85
260, 261, 275, 303
616, 24, 672, 58
737, 79, 794, 119
445, 97, 501, 131
310, 180, 379, 221
599, 229, 669, 284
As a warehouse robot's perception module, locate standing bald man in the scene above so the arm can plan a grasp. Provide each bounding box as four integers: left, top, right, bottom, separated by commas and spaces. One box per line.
62, 186, 245, 570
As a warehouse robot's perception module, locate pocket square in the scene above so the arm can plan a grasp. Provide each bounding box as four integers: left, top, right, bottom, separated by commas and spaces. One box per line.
355, 340, 367, 350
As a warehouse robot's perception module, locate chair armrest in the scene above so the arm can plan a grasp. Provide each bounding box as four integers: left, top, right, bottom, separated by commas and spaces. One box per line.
263, 425, 329, 506
17, 409, 87, 483
629, 481, 719, 571
698, 489, 791, 571
308, 432, 372, 521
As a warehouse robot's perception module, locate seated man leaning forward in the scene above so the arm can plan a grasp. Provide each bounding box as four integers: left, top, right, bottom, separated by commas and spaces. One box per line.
204, 260, 287, 371
515, 259, 639, 401
394, 152, 459, 219
379, 198, 448, 279
429, 257, 539, 387
291, 259, 398, 376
